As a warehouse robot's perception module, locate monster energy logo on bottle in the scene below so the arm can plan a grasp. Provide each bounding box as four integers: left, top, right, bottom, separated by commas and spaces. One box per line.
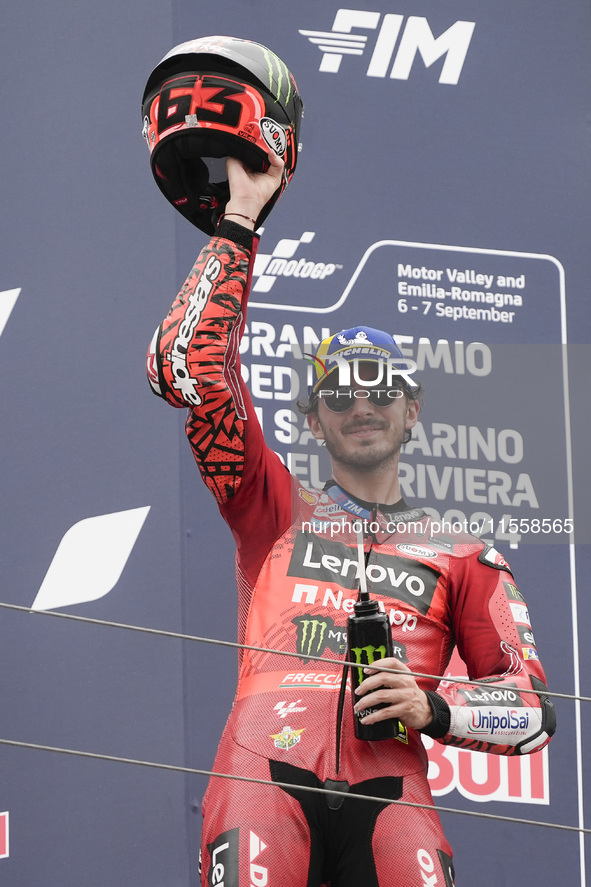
349, 644, 387, 686
292, 614, 346, 661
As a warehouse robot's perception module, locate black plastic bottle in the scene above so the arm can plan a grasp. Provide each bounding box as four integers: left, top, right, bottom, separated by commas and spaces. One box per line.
347, 598, 404, 741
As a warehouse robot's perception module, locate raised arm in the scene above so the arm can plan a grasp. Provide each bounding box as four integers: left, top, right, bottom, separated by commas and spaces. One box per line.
147, 154, 294, 582
146, 154, 284, 495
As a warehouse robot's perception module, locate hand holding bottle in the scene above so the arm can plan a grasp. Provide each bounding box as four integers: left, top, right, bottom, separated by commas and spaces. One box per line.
353, 656, 433, 731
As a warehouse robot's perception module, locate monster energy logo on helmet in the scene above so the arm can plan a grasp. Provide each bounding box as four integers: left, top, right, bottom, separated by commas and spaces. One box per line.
261, 47, 292, 103
292, 614, 346, 661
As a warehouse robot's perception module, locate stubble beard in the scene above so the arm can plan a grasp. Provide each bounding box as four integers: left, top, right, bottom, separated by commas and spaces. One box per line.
321, 421, 405, 474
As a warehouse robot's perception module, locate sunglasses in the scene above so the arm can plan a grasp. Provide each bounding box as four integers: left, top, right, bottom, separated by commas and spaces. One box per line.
317, 386, 405, 413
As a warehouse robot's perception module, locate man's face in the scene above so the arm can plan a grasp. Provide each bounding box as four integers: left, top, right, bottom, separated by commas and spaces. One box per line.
307, 364, 419, 473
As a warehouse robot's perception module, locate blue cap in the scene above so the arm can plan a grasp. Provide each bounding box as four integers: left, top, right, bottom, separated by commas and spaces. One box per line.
307, 326, 416, 393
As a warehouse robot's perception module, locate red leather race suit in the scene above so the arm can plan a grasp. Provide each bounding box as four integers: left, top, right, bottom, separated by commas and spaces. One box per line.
147, 220, 555, 887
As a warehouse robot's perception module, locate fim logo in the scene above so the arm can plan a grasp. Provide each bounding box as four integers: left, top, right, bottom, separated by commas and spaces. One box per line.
292, 614, 347, 660
270, 725, 305, 750
300, 9, 475, 85
252, 231, 339, 292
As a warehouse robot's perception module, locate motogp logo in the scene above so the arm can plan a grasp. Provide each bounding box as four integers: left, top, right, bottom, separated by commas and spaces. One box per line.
273, 699, 308, 719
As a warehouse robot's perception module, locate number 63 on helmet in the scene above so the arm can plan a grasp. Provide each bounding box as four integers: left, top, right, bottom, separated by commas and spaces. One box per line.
141, 35, 304, 234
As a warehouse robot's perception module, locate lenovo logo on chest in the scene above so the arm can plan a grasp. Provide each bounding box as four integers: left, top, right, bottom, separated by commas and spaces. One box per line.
287, 532, 440, 615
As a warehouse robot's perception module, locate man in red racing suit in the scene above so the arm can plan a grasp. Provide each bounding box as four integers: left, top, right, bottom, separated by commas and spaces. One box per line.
147, 155, 556, 886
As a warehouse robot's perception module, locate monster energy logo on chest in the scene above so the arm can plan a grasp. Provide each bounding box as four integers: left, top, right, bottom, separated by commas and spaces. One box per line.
292, 614, 346, 661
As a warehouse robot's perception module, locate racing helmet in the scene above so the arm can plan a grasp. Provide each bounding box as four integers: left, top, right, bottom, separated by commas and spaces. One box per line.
141, 36, 303, 234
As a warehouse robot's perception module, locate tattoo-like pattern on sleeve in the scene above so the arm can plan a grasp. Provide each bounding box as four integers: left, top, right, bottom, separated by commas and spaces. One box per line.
154, 238, 252, 504
185, 369, 245, 504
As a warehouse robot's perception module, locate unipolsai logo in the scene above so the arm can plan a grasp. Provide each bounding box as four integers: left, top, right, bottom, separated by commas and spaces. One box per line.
299, 9, 475, 84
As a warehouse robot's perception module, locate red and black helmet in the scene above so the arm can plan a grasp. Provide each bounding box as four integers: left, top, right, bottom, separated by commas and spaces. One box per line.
141, 36, 303, 234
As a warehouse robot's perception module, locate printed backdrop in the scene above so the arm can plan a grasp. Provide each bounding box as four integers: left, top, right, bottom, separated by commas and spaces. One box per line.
1, 1, 590, 885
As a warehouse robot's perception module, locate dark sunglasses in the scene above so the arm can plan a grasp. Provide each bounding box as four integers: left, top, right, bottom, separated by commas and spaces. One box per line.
317, 386, 404, 413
